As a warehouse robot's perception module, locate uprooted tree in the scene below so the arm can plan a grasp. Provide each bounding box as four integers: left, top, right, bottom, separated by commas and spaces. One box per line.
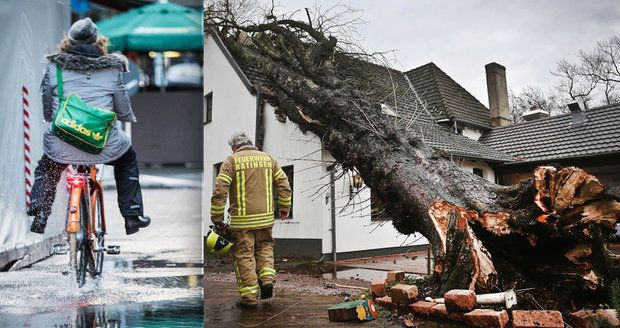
205, 1, 620, 310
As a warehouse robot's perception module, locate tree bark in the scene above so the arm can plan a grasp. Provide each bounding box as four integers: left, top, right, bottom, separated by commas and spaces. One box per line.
205, 14, 620, 310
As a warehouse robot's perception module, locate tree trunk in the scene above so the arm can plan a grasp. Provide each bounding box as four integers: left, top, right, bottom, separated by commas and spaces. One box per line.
205, 14, 620, 310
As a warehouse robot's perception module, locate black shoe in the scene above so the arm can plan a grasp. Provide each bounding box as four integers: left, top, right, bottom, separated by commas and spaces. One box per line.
260, 283, 274, 300
124, 215, 151, 235
236, 300, 258, 309
30, 215, 47, 234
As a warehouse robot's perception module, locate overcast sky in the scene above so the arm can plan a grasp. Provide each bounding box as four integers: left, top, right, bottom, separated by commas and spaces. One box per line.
276, 0, 620, 107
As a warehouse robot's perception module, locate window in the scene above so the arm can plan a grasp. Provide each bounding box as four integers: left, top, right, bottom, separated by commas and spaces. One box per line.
213, 162, 222, 187
473, 168, 484, 178
203, 92, 213, 124
274, 165, 294, 219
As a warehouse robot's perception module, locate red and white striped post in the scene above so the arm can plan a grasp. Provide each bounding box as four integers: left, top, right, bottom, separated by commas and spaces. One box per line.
22, 86, 33, 211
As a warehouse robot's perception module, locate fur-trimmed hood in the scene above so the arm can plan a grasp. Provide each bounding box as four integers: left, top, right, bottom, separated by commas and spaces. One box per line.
47, 52, 129, 72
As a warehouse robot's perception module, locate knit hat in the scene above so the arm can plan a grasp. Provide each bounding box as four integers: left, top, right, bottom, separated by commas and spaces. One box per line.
68, 18, 98, 44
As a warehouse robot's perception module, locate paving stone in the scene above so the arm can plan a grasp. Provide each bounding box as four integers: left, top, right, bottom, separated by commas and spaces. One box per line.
568, 309, 620, 328
410, 301, 437, 316
370, 280, 386, 298
464, 309, 509, 328
390, 284, 418, 305
386, 270, 405, 283
512, 310, 564, 328
444, 289, 476, 312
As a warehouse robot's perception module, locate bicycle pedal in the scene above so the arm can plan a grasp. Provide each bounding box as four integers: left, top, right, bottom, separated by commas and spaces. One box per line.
53, 244, 69, 255
106, 245, 121, 255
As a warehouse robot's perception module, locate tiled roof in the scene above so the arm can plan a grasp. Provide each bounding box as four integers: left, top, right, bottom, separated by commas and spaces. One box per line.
479, 104, 620, 163
210, 32, 512, 162
405, 63, 492, 129
415, 124, 515, 162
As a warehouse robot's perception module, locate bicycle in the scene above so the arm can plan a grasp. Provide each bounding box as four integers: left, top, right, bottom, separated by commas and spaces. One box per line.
54, 165, 120, 287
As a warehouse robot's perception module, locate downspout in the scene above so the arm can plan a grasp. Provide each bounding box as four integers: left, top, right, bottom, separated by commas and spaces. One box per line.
330, 169, 337, 262
254, 84, 265, 150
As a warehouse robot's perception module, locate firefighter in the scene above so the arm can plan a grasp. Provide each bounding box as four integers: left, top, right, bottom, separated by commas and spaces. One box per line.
211, 133, 292, 308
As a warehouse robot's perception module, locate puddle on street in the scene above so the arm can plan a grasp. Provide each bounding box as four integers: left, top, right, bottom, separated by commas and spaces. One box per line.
0, 297, 203, 328
0, 256, 203, 327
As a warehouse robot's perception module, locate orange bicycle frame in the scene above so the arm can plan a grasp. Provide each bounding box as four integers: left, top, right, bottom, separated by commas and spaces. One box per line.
66, 166, 106, 234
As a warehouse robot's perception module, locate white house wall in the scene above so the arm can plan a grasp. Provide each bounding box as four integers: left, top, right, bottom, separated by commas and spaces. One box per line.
203, 34, 257, 235
458, 159, 496, 183
320, 152, 425, 255
262, 104, 325, 241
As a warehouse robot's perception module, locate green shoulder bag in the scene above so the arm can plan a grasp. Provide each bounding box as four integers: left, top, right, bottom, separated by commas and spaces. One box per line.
51, 65, 117, 154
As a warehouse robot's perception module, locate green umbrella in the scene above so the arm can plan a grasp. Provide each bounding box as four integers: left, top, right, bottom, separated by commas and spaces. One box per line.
97, 2, 203, 52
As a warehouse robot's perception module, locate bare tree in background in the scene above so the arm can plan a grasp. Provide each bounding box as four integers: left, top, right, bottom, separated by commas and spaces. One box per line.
553, 35, 620, 107
204, 0, 620, 310
509, 86, 568, 123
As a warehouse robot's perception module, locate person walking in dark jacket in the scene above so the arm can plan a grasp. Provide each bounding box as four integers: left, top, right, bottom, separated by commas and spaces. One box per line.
28, 18, 150, 235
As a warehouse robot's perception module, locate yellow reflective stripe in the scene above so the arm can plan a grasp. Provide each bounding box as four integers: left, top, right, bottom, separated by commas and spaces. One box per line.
258, 267, 276, 277
236, 170, 242, 216
265, 168, 273, 213
238, 284, 259, 296
278, 201, 291, 207
230, 212, 274, 219
211, 204, 226, 210
217, 173, 232, 184
279, 196, 291, 201
211, 210, 225, 215
231, 217, 274, 224
230, 217, 274, 225
230, 219, 274, 229
241, 170, 246, 216
274, 169, 285, 180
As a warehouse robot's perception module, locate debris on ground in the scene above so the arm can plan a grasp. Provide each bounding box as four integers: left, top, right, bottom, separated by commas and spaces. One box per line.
327, 299, 378, 322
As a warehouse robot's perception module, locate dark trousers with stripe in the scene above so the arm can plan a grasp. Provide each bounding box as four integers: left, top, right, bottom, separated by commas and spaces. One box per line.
30, 147, 144, 220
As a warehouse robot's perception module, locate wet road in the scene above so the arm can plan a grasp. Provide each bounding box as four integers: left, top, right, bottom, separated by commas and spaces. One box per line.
0, 188, 203, 327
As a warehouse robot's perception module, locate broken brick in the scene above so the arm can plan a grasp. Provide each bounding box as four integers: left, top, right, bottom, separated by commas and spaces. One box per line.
410, 301, 437, 316
374, 296, 393, 308
568, 309, 620, 328
431, 304, 465, 322
390, 284, 418, 305
386, 270, 405, 283
444, 289, 476, 312
464, 309, 509, 328
370, 280, 386, 298
512, 310, 564, 328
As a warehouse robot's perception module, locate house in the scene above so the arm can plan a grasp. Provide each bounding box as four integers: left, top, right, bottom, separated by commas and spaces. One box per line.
202, 31, 515, 259
480, 103, 620, 189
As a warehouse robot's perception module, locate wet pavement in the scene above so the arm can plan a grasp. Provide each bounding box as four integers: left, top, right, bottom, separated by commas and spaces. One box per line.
0, 188, 203, 327
204, 254, 429, 327
205, 279, 399, 327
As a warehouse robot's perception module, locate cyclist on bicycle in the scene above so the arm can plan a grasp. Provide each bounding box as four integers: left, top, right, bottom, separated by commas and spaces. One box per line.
28, 18, 150, 235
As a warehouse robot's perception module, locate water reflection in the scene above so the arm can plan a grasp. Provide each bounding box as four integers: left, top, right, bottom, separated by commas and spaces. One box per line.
1, 298, 203, 328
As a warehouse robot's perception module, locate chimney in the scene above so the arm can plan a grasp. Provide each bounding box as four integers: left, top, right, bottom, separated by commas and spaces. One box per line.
567, 99, 586, 127
485, 62, 511, 127
522, 107, 550, 122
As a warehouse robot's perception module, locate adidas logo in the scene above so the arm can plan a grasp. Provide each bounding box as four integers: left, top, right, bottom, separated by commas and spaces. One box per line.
60, 118, 98, 139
